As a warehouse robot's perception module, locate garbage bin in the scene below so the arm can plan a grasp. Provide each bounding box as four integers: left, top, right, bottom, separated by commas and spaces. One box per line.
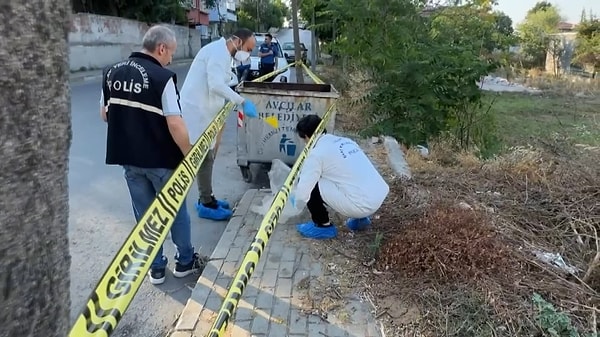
236, 81, 339, 183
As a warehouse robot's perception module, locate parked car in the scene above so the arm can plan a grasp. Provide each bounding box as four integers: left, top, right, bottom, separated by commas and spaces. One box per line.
231, 33, 290, 83
281, 42, 308, 65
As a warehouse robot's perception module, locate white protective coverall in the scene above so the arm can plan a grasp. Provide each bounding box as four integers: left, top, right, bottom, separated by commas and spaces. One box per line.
179, 37, 245, 148
295, 134, 390, 218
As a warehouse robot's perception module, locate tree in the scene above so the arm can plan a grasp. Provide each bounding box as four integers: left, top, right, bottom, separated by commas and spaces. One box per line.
327, 0, 496, 151
0, 1, 72, 337
205, 0, 225, 36
236, 0, 289, 31
527, 1, 553, 16
430, 6, 515, 58
299, 0, 335, 43
72, 0, 188, 25
517, 2, 561, 67
547, 36, 565, 76
290, 0, 304, 83
573, 18, 600, 72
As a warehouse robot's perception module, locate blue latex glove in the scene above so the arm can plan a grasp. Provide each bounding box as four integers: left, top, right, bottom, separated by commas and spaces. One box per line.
289, 194, 296, 208
242, 99, 258, 118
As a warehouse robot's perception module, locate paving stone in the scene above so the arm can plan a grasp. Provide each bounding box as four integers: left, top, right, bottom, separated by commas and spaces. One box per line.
233, 305, 256, 322
267, 322, 287, 337
251, 315, 270, 335
172, 189, 382, 337
271, 299, 290, 322
278, 261, 295, 278
225, 324, 252, 337
220, 261, 239, 277
255, 287, 274, 309
281, 246, 297, 262
308, 322, 328, 336
259, 269, 278, 289
274, 277, 292, 298
288, 309, 307, 335
225, 247, 243, 262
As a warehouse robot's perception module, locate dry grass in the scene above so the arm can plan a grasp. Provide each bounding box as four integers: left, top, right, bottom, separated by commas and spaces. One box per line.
306, 64, 600, 337
522, 69, 600, 97
315, 64, 373, 132
305, 138, 600, 337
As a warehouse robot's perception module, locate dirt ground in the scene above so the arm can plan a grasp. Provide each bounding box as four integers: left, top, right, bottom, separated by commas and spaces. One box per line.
298, 136, 600, 337
311, 64, 600, 336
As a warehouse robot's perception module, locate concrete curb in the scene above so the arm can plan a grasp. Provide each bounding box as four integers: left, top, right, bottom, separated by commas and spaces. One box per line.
169, 188, 262, 336
69, 58, 195, 84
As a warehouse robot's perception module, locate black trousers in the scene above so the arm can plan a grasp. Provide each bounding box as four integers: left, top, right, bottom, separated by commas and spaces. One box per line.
259, 63, 276, 82
307, 183, 329, 226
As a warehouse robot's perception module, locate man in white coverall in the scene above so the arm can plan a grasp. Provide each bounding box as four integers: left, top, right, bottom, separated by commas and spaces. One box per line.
179, 28, 259, 221
291, 115, 389, 239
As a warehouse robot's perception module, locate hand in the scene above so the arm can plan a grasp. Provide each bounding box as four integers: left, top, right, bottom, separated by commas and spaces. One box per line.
100, 107, 107, 122
242, 99, 258, 118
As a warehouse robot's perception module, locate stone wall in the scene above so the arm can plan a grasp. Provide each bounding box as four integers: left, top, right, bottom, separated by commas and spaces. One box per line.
69, 13, 202, 72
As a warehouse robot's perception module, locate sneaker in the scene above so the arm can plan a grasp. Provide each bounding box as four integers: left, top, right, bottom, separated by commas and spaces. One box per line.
195, 202, 233, 221
296, 221, 337, 240
148, 268, 166, 285
173, 253, 206, 278
346, 217, 372, 231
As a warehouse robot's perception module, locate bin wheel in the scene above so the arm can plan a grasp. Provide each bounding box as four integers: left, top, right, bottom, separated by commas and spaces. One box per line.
240, 166, 252, 183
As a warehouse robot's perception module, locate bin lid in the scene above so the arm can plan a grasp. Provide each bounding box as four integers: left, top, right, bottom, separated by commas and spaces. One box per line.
237, 81, 340, 99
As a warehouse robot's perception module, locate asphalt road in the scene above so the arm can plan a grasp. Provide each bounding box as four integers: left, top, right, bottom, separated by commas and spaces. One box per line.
67, 64, 295, 336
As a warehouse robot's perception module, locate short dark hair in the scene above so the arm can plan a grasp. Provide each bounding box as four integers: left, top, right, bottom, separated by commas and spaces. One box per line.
265, 33, 273, 39
296, 114, 326, 138
232, 28, 254, 42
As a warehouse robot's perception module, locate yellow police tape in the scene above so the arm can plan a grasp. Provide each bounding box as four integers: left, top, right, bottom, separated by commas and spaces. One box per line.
68, 100, 233, 337
206, 105, 335, 336
248, 59, 297, 83
68, 61, 287, 337
299, 62, 324, 85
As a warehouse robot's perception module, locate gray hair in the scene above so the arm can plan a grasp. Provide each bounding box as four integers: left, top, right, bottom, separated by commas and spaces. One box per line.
142, 25, 177, 52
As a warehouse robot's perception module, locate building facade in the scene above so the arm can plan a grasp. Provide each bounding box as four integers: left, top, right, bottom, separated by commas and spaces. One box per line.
207, 0, 238, 38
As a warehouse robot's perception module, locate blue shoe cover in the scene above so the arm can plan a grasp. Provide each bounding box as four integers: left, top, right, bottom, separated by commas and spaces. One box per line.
296, 221, 337, 239
216, 199, 230, 209
196, 202, 232, 221
346, 217, 372, 231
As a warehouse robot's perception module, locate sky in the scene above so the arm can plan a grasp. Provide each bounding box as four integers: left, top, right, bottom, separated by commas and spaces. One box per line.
494, 0, 600, 26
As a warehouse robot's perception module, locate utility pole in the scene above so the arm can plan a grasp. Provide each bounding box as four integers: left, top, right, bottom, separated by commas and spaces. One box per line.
311, 7, 316, 71
256, 0, 260, 32
291, 0, 304, 83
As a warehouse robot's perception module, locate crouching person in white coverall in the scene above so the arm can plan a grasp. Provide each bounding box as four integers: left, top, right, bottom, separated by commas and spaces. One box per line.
290, 115, 390, 239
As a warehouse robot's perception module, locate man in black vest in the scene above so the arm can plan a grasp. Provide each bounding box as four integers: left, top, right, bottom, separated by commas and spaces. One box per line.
100, 25, 202, 285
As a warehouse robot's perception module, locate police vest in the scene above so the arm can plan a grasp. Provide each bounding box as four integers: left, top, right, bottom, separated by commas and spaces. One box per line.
103, 52, 184, 169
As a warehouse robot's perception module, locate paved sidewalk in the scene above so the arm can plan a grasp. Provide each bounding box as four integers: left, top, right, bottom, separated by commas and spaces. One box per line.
170, 189, 382, 337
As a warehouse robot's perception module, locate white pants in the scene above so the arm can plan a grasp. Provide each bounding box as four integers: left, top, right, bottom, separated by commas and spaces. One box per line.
319, 178, 377, 219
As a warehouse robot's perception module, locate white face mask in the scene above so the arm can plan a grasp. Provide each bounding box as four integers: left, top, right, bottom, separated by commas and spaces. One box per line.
234, 50, 250, 62
229, 35, 251, 62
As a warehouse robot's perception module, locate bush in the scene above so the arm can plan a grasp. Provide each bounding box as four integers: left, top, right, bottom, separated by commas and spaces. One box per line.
327, 0, 500, 151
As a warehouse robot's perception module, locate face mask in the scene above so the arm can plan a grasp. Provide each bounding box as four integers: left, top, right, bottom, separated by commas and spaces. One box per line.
234, 50, 250, 62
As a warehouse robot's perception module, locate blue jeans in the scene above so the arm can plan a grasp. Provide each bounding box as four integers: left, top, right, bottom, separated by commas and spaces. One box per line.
123, 165, 194, 270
